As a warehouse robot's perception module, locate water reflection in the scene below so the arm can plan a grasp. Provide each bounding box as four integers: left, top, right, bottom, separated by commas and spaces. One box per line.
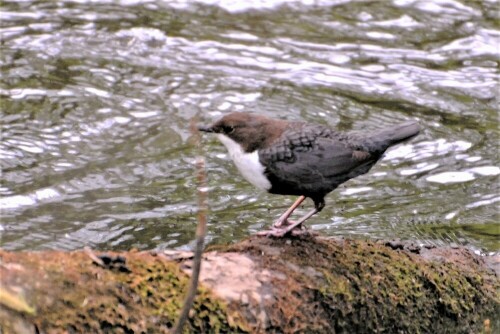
1, 0, 498, 252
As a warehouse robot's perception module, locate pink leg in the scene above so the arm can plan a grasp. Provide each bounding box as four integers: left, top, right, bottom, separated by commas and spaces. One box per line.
273, 196, 306, 228
261, 207, 319, 238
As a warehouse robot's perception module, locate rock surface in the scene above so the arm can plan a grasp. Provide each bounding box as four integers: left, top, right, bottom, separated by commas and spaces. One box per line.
1, 236, 498, 333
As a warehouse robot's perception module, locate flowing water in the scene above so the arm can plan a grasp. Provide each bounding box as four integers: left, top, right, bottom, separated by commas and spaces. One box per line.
1, 0, 498, 253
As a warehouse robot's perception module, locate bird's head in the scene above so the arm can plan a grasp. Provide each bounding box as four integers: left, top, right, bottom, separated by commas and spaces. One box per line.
198, 112, 287, 152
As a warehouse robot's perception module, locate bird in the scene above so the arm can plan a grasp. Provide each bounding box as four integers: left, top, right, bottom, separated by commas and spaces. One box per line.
198, 112, 420, 237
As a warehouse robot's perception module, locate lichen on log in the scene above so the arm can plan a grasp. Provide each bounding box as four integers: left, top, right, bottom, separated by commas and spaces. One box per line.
0, 236, 498, 333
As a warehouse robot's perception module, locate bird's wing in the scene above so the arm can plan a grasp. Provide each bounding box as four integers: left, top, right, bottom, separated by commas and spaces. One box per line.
259, 126, 377, 196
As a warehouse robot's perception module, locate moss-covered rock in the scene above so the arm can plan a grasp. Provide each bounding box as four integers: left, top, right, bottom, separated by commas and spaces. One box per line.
0, 236, 498, 333
215, 236, 499, 333
0, 250, 249, 333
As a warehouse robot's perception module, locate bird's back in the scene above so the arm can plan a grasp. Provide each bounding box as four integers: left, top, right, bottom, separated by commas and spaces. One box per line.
260, 121, 420, 199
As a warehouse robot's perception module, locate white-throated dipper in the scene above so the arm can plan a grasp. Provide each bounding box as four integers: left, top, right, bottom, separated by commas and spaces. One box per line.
198, 112, 420, 237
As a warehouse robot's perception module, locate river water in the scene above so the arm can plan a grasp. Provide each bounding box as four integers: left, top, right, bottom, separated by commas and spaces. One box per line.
1, 0, 498, 252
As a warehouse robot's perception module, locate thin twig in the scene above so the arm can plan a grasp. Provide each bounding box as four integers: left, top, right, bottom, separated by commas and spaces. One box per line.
172, 117, 208, 334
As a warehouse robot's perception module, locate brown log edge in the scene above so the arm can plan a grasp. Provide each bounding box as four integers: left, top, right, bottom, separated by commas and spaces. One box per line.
0, 236, 498, 333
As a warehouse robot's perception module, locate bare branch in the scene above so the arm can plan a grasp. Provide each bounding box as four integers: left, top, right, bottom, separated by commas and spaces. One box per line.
172, 117, 208, 334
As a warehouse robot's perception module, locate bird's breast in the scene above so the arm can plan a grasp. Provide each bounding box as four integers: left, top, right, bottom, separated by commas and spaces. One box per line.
217, 134, 272, 190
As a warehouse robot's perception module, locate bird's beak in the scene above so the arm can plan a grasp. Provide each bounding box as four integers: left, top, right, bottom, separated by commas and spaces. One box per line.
197, 125, 215, 133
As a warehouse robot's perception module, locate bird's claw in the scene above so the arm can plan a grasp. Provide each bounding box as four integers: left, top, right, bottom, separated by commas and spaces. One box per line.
272, 218, 288, 228
256, 227, 288, 238
273, 219, 307, 228
256, 225, 315, 238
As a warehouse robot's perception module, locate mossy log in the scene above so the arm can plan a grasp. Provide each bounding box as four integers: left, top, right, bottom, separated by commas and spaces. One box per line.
1, 236, 498, 333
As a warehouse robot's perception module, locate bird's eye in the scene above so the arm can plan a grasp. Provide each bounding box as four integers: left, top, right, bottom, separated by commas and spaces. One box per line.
225, 126, 235, 134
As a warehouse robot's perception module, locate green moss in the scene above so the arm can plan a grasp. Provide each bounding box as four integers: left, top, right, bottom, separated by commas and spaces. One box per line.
222, 236, 499, 334
320, 271, 354, 303
0, 251, 249, 334
1, 238, 497, 333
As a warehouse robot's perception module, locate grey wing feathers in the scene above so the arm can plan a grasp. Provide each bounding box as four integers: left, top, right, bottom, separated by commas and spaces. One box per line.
258, 121, 418, 197
259, 125, 376, 196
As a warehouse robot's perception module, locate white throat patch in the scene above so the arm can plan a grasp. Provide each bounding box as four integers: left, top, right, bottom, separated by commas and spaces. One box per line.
217, 134, 271, 190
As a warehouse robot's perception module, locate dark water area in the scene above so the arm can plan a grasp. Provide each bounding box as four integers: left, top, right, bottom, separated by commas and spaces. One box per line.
1, 0, 498, 253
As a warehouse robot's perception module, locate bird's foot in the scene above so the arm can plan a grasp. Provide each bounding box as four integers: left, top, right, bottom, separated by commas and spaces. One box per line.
256, 224, 314, 238
272, 218, 288, 228
273, 218, 304, 228
256, 227, 287, 237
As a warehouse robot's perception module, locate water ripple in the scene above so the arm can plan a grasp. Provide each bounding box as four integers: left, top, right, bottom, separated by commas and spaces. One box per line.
1, 0, 498, 252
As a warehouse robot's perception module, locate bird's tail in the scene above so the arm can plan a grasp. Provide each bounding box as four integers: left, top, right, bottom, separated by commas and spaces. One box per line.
363, 121, 420, 153
381, 121, 421, 146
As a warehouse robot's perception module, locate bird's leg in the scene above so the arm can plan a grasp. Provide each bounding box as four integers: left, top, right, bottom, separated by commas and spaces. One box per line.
273, 195, 306, 228
258, 199, 325, 238
270, 207, 319, 237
